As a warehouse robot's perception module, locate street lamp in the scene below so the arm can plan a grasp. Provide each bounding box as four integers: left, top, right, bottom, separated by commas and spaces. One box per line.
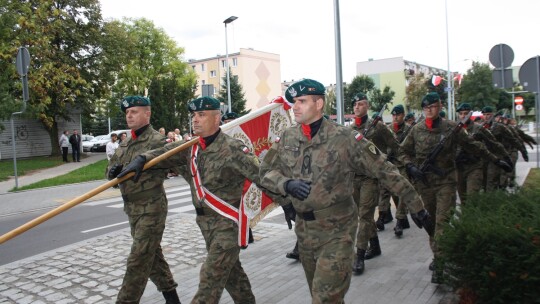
224, 16, 238, 113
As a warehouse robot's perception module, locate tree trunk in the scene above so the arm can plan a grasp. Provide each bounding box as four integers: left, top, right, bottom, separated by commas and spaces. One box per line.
48, 120, 60, 157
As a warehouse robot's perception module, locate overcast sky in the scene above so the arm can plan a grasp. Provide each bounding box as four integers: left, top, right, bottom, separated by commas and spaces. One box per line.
99, 0, 540, 86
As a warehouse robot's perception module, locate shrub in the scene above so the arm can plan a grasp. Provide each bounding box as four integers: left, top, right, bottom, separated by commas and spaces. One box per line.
438, 189, 540, 304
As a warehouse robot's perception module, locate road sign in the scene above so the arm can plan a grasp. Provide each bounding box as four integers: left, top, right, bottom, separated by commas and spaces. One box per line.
492, 69, 513, 89
514, 96, 524, 104
519, 56, 540, 93
516, 104, 523, 111
489, 44, 514, 68
16, 47, 30, 77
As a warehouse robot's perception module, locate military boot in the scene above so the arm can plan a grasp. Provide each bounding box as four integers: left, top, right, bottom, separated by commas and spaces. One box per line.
248, 228, 254, 244
352, 248, 366, 275
286, 241, 300, 260
383, 210, 394, 224
402, 216, 410, 229
364, 236, 382, 259
375, 211, 386, 231
394, 219, 406, 237
163, 289, 181, 304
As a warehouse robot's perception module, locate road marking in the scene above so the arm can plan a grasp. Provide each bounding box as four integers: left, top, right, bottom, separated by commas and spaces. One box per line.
84, 185, 191, 206
81, 221, 129, 233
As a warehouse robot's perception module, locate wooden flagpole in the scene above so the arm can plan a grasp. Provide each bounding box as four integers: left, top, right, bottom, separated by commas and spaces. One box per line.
0, 137, 199, 245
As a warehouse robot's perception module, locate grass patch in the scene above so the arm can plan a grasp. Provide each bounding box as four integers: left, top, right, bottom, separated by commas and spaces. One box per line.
522, 168, 540, 190
12, 159, 108, 191
0, 156, 64, 182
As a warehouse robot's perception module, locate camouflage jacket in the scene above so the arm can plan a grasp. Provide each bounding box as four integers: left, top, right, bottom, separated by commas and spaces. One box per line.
505, 124, 528, 153
455, 122, 509, 165
489, 122, 525, 154
400, 118, 499, 183
107, 125, 168, 214
351, 115, 399, 155
392, 122, 412, 144
141, 130, 271, 210
260, 118, 424, 214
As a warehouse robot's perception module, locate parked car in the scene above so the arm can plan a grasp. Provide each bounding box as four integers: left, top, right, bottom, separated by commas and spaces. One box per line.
83, 135, 107, 152
90, 130, 130, 152
81, 134, 94, 142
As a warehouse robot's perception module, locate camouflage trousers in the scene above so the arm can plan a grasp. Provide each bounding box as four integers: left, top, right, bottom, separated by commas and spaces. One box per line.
353, 176, 379, 250
500, 150, 518, 188
116, 212, 177, 304
377, 187, 408, 219
414, 180, 457, 258
295, 202, 357, 304
485, 160, 503, 191
457, 163, 484, 205
191, 213, 255, 304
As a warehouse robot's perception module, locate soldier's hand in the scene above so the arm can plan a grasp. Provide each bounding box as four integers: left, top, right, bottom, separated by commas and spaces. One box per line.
494, 159, 512, 173
411, 209, 434, 237
117, 155, 146, 183
521, 150, 529, 162
504, 156, 513, 168
285, 179, 311, 201
108, 164, 123, 180
282, 203, 296, 229
406, 164, 427, 185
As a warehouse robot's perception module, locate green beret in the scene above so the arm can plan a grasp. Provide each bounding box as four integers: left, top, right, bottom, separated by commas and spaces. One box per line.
351, 92, 368, 106
391, 104, 405, 115
482, 106, 494, 114
456, 103, 472, 112
285, 79, 325, 103
439, 110, 446, 118
494, 110, 504, 117
188, 96, 221, 112
421, 92, 440, 108
221, 112, 238, 122
121, 96, 151, 113
404, 112, 415, 120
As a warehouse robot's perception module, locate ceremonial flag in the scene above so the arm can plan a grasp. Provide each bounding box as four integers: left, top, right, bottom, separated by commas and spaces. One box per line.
221, 96, 294, 227
432, 75, 442, 86
453, 73, 463, 86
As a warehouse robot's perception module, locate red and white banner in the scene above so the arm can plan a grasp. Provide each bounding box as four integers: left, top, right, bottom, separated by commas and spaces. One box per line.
221, 96, 293, 227
432, 75, 442, 86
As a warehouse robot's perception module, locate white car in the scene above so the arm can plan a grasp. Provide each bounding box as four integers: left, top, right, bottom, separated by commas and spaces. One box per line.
82, 135, 107, 152
89, 130, 130, 152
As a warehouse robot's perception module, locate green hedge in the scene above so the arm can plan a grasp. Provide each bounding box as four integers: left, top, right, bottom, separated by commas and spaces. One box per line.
438, 189, 540, 304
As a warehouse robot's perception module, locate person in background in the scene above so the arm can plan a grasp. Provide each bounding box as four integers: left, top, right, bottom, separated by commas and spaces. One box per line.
166, 131, 176, 143
174, 128, 182, 141
59, 130, 70, 162
159, 127, 166, 136
119, 132, 128, 143
106, 133, 119, 161
69, 129, 81, 162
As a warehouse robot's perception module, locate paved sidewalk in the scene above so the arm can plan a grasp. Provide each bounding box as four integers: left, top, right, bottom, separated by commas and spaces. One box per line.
0, 153, 107, 194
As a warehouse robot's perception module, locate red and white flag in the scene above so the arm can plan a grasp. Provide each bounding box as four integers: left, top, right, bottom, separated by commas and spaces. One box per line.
453, 73, 463, 86
432, 75, 442, 86
221, 97, 293, 228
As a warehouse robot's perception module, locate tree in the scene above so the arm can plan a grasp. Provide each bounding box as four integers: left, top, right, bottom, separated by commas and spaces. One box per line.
456, 62, 500, 110
522, 92, 535, 116
344, 75, 375, 114
369, 86, 395, 112
405, 72, 428, 111
324, 85, 337, 116
217, 70, 249, 115
1, 0, 105, 155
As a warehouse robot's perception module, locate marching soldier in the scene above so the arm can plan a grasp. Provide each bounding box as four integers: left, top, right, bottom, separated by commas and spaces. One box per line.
404, 112, 416, 126
107, 96, 181, 304
349, 92, 401, 275
118, 96, 284, 304
400, 93, 511, 283
259, 79, 434, 302
454, 103, 510, 203
502, 114, 535, 187
481, 106, 527, 191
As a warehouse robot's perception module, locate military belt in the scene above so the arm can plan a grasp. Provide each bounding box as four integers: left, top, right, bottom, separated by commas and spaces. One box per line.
122, 185, 164, 202
297, 201, 352, 221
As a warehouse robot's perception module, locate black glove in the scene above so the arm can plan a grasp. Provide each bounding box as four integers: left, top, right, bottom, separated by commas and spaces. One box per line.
406, 163, 427, 185
494, 159, 512, 173
117, 155, 146, 183
411, 209, 435, 237
521, 150, 529, 162
503, 155, 513, 168
282, 203, 296, 229
108, 163, 123, 180
285, 179, 311, 200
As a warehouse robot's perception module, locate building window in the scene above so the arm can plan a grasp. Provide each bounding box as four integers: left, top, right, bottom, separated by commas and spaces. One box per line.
210, 70, 217, 78
201, 80, 206, 85
232, 58, 238, 67
191, 65, 196, 70
201, 63, 205, 71
221, 59, 226, 68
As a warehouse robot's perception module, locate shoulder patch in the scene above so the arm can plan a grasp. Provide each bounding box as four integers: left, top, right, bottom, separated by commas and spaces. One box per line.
354, 133, 363, 141
368, 144, 378, 155
242, 146, 250, 154
274, 136, 281, 143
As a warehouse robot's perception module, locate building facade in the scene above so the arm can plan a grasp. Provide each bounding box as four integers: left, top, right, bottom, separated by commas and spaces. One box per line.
189, 48, 282, 110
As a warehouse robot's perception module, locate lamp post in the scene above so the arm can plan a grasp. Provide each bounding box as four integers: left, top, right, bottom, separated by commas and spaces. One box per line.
224, 16, 238, 114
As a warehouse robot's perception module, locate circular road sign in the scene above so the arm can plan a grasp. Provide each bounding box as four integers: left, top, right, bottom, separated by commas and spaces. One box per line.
516, 104, 523, 111
489, 44, 514, 68
16, 47, 30, 76
514, 96, 524, 104
519, 56, 540, 93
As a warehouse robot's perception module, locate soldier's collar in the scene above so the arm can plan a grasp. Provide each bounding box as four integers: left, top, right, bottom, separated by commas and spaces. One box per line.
201, 128, 221, 150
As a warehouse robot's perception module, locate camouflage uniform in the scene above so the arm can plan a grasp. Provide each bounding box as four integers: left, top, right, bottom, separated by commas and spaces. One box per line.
484, 121, 524, 191
503, 125, 526, 187
400, 118, 500, 257
260, 119, 425, 303
456, 122, 508, 203
141, 130, 259, 304
351, 116, 399, 249
107, 125, 178, 304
